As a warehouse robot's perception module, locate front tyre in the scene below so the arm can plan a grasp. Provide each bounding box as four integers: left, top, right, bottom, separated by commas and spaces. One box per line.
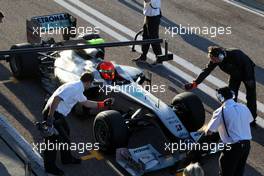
172, 92, 205, 132
93, 110, 128, 152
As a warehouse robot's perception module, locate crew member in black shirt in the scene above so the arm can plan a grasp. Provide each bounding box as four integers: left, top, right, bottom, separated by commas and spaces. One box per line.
185, 46, 257, 127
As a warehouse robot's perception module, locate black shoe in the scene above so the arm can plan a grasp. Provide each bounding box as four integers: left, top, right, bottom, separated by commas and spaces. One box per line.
250, 121, 257, 128
62, 157, 82, 165
132, 55, 147, 62
46, 166, 64, 176
151, 60, 162, 66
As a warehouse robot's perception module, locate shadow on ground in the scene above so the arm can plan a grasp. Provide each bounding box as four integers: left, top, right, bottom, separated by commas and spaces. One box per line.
0, 63, 45, 142
0, 162, 12, 176
119, 0, 264, 86
118, 0, 217, 52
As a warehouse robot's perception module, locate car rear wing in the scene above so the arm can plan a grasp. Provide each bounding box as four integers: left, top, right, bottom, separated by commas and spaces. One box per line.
0, 39, 173, 63
26, 13, 77, 44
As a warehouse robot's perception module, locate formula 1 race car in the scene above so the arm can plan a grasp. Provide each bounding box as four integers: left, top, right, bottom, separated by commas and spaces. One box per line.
0, 13, 218, 176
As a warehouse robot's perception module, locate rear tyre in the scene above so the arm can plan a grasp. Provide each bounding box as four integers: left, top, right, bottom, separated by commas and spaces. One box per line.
9, 43, 39, 79
172, 92, 205, 132
93, 110, 128, 152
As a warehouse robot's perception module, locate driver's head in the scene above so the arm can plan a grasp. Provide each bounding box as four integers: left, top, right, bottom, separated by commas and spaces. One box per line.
98, 61, 115, 80
80, 71, 94, 90
208, 46, 225, 64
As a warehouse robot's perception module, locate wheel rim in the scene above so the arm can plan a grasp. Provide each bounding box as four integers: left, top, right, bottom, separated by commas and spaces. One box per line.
94, 120, 110, 147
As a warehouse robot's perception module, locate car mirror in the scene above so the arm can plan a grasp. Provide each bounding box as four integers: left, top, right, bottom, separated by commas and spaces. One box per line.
135, 73, 145, 85
145, 71, 152, 84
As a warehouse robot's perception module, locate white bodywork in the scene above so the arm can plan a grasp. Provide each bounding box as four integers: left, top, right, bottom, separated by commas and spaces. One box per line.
54, 49, 192, 139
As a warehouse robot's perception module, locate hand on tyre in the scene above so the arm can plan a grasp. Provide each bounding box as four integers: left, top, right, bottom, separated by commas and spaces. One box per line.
104, 98, 114, 106
184, 81, 198, 91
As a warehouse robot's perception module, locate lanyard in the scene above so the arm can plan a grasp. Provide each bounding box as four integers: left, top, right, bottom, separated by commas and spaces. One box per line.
222, 107, 230, 137
150, 3, 159, 9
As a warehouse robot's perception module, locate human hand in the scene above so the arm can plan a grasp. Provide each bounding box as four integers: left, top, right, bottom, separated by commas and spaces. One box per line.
184, 81, 198, 91
104, 98, 115, 106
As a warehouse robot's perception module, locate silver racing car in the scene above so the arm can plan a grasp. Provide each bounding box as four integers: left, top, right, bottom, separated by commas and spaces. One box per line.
0, 13, 219, 176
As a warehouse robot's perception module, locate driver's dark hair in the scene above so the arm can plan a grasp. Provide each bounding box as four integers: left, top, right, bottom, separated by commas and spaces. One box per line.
0, 12, 4, 18
217, 87, 233, 100
80, 72, 94, 83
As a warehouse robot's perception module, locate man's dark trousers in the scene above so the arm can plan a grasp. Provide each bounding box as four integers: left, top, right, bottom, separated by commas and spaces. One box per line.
228, 71, 257, 120
42, 110, 73, 171
219, 141, 250, 176
142, 15, 162, 56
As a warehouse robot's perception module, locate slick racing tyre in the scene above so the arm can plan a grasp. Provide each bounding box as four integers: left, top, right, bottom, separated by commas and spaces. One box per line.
93, 110, 128, 152
172, 92, 205, 132
9, 43, 39, 79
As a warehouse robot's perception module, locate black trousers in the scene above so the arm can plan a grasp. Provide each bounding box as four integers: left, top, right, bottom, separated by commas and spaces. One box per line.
42, 109, 73, 170
219, 140, 250, 176
142, 15, 162, 56
228, 76, 257, 120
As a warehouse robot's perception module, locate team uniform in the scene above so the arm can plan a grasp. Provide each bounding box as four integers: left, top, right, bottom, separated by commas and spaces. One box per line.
142, 0, 162, 58
195, 48, 257, 121
42, 81, 87, 173
207, 99, 253, 176
44, 80, 87, 116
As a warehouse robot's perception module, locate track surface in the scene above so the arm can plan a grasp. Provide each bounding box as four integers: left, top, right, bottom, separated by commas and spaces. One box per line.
0, 0, 263, 175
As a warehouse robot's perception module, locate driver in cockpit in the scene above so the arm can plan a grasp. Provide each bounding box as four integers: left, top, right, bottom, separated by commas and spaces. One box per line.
97, 61, 129, 85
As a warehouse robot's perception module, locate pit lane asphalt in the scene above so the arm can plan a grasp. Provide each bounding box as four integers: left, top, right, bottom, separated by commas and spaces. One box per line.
0, 0, 263, 175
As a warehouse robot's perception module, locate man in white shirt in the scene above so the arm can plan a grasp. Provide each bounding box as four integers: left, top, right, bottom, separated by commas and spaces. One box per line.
206, 87, 253, 176
133, 0, 162, 64
42, 72, 113, 175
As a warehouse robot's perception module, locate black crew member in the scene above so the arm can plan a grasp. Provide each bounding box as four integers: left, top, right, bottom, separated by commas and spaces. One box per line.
185, 46, 257, 126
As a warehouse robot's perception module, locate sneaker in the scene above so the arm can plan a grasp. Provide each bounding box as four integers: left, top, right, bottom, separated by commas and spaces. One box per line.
62, 157, 82, 165
132, 54, 147, 62
46, 166, 64, 176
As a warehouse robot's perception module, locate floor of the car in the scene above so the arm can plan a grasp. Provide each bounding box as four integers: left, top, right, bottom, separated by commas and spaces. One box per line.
127, 125, 170, 156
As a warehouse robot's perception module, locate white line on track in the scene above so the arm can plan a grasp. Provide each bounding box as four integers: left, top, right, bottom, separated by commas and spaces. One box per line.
222, 0, 264, 18
54, 0, 264, 128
